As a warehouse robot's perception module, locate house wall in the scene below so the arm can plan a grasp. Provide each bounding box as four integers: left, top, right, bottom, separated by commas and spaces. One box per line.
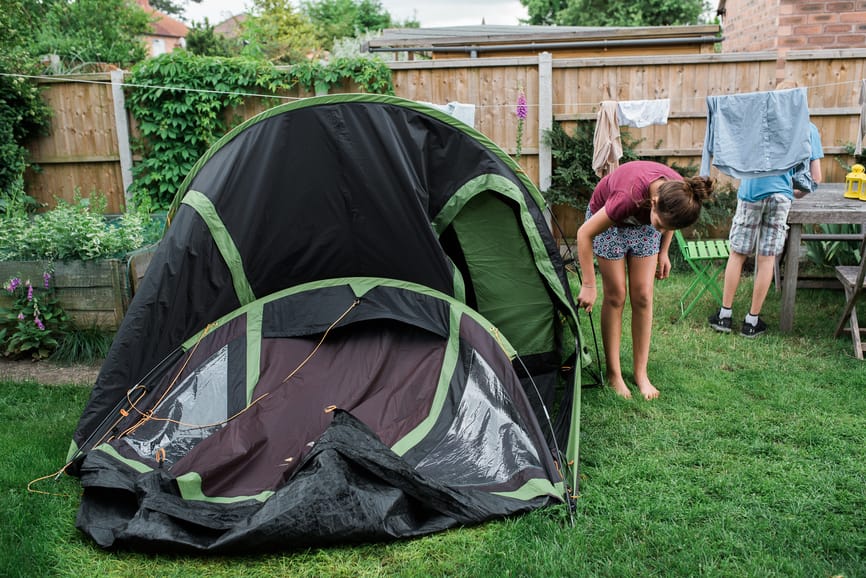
722, 0, 866, 52
721, 0, 780, 52
143, 35, 185, 57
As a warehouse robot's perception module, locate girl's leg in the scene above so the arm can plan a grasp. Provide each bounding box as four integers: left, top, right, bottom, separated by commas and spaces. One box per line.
597, 256, 630, 398
627, 254, 660, 400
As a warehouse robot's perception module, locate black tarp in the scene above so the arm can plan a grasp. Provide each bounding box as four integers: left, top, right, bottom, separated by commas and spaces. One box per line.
78, 411, 553, 553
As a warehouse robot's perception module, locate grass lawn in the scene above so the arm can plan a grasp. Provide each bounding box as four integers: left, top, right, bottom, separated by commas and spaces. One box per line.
2, 271, 864, 577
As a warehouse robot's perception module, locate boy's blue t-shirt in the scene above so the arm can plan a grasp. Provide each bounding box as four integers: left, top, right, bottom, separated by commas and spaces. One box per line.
738, 123, 824, 202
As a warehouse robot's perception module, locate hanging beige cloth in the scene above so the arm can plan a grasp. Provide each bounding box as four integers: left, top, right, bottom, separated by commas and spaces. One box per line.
592, 101, 622, 177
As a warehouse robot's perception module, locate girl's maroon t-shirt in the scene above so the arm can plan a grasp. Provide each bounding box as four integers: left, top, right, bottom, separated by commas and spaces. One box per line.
589, 161, 682, 226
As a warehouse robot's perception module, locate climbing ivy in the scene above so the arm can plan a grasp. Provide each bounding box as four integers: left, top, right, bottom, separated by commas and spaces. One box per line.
126, 51, 393, 209
321, 56, 395, 94
0, 46, 51, 214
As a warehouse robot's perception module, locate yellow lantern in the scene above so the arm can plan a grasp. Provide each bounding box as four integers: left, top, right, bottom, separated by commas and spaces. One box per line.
844, 163, 866, 200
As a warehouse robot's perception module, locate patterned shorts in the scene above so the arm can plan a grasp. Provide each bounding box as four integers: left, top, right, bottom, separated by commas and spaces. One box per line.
729, 194, 792, 257
586, 208, 661, 260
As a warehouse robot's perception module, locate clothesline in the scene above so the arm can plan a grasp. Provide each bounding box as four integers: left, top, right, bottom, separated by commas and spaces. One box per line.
0, 72, 862, 110
540, 77, 863, 110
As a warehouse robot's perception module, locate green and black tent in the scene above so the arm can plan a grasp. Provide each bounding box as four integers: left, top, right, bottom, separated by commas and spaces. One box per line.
68, 94, 588, 552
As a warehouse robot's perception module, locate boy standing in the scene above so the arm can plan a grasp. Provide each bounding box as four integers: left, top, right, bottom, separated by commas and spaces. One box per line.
708, 122, 823, 337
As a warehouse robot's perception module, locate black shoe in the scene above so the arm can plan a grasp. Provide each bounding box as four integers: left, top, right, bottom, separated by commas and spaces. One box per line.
708, 311, 732, 333
740, 317, 767, 338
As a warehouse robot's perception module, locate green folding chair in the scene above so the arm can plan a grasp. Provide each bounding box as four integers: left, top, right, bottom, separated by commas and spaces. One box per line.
673, 230, 730, 322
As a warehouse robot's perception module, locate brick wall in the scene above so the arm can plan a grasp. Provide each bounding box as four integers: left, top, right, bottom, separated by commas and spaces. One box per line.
722, 0, 780, 52
722, 0, 866, 52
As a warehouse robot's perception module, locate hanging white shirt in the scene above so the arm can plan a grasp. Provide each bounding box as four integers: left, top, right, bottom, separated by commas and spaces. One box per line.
617, 99, 671, 128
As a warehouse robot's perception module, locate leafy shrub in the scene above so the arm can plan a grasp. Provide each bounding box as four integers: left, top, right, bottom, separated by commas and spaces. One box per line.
0, 273, 70, 360
691, 179, 738, 239
30, 0, 150, 69
0, 68, 51, 215
0, 193, 148, 261
185, 19, 243, 57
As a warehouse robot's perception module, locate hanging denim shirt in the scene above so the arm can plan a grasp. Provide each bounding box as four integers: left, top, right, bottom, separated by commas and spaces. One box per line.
739, 122, 824, 202
700, 88, 811, 179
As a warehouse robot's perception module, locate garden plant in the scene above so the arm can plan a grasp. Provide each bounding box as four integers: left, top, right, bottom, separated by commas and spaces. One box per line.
0, 273, 69, 360
0, 194, 154, 362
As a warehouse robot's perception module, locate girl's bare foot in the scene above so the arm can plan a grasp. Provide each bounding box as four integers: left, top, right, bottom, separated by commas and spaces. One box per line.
635, 377, 660, 400
608, 374, 632, 399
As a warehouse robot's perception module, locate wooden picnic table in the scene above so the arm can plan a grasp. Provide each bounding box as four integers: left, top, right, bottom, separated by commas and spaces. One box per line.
780, 183, 866, 332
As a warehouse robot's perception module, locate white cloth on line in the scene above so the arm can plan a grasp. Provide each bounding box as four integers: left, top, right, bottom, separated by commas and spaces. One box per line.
617, 99, 670, 128
419, 101, 476, 128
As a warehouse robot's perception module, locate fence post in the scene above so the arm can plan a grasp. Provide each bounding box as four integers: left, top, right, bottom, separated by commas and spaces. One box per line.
110, 69, 134, 208
538, 52, 553, 228
538, 52, 553, 191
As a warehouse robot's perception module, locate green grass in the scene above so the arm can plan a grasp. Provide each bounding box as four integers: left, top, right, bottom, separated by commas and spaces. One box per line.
2, 271, 864, 577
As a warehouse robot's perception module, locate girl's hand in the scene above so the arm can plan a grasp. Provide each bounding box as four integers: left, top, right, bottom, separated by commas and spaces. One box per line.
577, 286, 597, 313
656, 253, 671, 279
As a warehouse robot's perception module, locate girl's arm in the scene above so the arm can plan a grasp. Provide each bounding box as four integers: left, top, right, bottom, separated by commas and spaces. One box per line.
657, 230, 674, 279
575, 208, 614, 312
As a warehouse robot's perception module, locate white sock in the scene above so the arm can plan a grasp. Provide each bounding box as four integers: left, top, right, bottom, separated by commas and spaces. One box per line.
718, 307, 732, 319
745, 313, 759, 325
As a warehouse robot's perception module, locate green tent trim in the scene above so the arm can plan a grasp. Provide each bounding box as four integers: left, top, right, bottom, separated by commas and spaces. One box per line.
181, 190, 255, 306
175, 472, 274, 503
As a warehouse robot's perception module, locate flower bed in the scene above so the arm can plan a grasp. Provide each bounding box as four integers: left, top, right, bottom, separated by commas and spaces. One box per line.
0, 195, 162, 333
0, 260, 130, 330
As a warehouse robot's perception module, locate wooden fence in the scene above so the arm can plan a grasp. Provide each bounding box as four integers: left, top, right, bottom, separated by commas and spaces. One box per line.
389, 48, 866, 188
24, 72, 323, 213
24, 48, 866, 212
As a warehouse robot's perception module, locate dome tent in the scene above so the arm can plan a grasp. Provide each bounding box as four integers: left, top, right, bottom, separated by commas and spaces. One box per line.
68, 94, 588, 551
76, 280, 566, 551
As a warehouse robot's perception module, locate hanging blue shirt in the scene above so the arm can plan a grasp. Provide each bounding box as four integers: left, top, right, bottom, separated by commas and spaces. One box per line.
738, 123, 823, 202
701, 88, 812, 179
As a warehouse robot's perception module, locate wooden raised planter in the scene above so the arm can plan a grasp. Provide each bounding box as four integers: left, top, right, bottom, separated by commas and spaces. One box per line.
0, 259, 131, 330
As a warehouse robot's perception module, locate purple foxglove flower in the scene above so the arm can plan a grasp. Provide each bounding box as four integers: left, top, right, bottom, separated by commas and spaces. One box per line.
8, 277, 20, 292
35, 317, 45, 331
516, 92, 528, 120
18, 313, 24, 320
27, 283, 33, 301
43, 272, 51, 289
